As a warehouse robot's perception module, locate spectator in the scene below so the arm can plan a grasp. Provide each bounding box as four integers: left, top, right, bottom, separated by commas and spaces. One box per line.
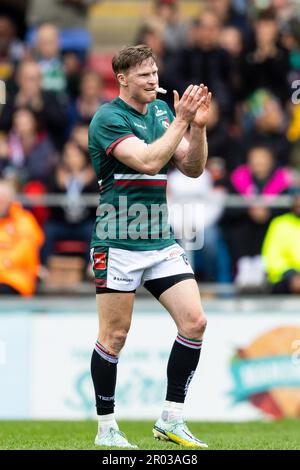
206, 0, 251, 39
0, 13, 25, 86
41, 140, 98, 267
70, 122, 89, 154
0, 60, 67, 150
164, 9, 233, 115
262, 190, 300, 294
168, 166, 232, 283
287, 103, 300, 169
242, 88, 292, 166
220, 25, 244, 57
0, 178, 44, 295
67, 70, 105, 137
27, 0, 98, 64
0, 1, 27, 40
270, 0, 297, 25
135, 19, 172, 105
219, 25, 244, 100
27, 0, 97, 30
33, 23, 67, 95
0, 107, 57, 188
151, 0, 187, 52
206, 98, 231, 164
280, 17, 300, 87
223, 145, 293, 288
240, 8, 290, 103
135, 20, 166, 69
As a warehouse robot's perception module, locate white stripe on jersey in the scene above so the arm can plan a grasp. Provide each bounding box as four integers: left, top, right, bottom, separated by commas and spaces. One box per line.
114, 174, 167, 180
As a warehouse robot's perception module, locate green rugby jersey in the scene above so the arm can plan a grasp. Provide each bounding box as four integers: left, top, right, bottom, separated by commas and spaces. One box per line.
88, 97, 176, 250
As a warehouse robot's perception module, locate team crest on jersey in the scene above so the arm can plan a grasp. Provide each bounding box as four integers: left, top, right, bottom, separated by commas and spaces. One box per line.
155, 105, 167, 117
93, 252, 107, 270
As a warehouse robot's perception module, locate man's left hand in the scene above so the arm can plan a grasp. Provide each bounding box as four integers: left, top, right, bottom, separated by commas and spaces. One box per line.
192, 84, 212, 129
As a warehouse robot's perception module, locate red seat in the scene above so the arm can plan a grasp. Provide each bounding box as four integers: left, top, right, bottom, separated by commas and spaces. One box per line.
88, 53, 116, 84
103, 84, 119, 101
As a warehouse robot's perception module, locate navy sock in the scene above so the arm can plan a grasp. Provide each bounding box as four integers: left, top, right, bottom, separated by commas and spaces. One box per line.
91, 341, 118, 415
166, 333, 203, 403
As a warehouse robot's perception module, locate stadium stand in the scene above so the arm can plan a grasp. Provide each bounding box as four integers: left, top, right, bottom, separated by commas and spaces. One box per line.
0, 0, 300, 295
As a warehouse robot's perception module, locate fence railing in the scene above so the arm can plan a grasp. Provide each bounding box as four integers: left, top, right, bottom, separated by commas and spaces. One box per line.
18, 193, 295, 208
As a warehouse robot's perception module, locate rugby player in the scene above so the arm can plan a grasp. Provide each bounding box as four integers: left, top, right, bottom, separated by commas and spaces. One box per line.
88, 44, 211, 448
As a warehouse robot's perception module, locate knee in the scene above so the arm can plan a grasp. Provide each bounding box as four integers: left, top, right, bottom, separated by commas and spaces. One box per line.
182, 315, 207, 340
101, 329, 129, 355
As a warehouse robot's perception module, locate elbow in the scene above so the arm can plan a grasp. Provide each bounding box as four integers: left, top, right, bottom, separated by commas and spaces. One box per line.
143, 162, 160, 176
185, 167, 204, 178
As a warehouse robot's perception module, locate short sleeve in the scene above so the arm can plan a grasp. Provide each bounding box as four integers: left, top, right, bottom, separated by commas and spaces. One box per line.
92, 108, 135, 156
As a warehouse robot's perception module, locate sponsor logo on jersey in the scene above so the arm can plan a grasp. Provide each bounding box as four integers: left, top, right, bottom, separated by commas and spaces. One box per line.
93, 252, 106, 270
134, 122, 147, 130
113, 276, 134, 283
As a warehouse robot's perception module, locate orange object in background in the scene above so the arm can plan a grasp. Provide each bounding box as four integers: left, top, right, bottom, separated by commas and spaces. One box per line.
0, 202, 44, 296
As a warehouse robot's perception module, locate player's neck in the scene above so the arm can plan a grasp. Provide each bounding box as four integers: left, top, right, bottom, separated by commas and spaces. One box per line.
118, 92, 148, 115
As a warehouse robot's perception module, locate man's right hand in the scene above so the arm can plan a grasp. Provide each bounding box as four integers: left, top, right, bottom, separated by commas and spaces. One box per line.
173, 85, 205, 124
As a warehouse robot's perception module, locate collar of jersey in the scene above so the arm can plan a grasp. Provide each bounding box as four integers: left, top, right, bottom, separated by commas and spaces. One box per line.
114, 97, 150, 117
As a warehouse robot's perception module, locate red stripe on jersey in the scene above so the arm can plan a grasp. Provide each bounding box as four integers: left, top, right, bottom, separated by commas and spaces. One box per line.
106, 134, 135, 156
114, 180, 167, 187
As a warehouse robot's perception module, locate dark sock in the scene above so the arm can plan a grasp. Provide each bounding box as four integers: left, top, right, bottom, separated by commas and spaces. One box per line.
166, 333, 203, 403
91, 341, 118, 415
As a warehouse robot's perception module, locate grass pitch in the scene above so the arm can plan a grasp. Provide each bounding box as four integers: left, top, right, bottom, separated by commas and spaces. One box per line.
0, 420, 299, 450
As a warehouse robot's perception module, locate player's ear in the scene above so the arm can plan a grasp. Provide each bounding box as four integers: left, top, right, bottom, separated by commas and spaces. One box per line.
117, 73, 128, 87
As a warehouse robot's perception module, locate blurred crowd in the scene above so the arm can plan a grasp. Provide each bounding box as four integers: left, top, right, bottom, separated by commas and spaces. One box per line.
1, 0, 300, 296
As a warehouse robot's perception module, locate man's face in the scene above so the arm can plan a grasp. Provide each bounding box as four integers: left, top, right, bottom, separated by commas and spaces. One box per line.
122, 59, 159, 105
255, 19, 278, 45
18, 63, 42, 96
195, 12, 220, 49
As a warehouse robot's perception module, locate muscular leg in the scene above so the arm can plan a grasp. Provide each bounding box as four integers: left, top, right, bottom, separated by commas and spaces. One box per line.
96, 292, 135, 355
158, 278, 207, 417
91, 292, 134, 429
159, 278, 206, 340
151, 277, 208, 447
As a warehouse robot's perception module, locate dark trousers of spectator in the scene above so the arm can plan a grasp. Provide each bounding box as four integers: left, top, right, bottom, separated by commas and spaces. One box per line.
224, 220, 269, 264
193, 224, 232, 283
0, 284, 20, 295
41, 220, 94, 266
